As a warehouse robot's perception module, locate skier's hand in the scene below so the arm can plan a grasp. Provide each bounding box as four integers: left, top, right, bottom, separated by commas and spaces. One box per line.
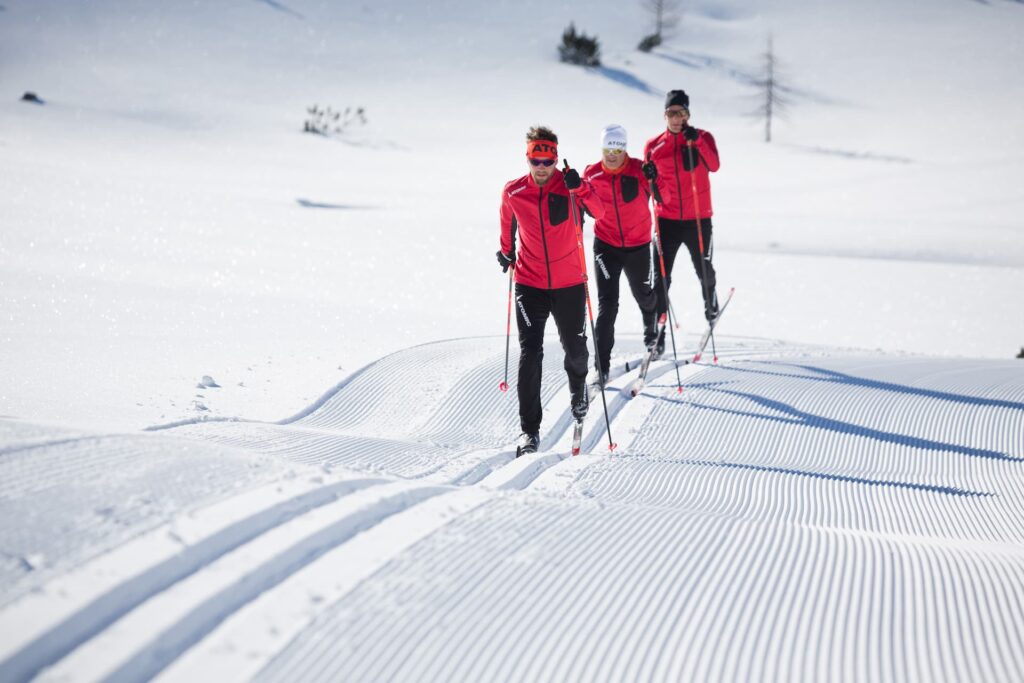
641, 161, 658, 181
683, 126, 699, 142
496, 250, 514, 273
563, 168, 582, 190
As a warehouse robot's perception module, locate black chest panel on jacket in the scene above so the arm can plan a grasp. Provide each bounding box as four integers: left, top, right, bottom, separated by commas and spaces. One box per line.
680, 147, 702, 172
548, 193, 570, 226
620, 175, 639, 203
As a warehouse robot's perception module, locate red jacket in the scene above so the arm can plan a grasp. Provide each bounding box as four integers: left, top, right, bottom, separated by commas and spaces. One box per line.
643, 128, 720, 221
583, 156, 669, 248
500, 169, 605, 289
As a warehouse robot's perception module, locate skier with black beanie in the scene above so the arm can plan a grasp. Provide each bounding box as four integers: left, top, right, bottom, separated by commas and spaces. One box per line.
643, 89, 721, 357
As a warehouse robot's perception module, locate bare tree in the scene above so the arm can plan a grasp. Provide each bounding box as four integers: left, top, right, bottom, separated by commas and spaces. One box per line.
645, 0, 681, 37
749, 35, 791, 143
638, 0, 681, 51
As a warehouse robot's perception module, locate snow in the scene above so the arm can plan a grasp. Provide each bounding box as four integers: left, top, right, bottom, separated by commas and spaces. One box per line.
1, 0, 1023, 680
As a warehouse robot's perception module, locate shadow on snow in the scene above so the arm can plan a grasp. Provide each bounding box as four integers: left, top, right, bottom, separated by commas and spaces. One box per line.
589, 66, 660, 96
651, 383, 1020, 462
295, 198, 378, 210
652, 50, 843, 106
622, 453, 992, 498
253, 0, 304, 19
721, 362, 1024, 412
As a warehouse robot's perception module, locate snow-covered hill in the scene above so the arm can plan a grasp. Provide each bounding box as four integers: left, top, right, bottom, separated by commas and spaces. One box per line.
2, 0, 1024, 679
1, 0, 1022, 428
1, 337, 1023, 681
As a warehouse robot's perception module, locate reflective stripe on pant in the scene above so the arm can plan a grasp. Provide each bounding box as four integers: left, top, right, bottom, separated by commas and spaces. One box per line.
515, 282, 588, 435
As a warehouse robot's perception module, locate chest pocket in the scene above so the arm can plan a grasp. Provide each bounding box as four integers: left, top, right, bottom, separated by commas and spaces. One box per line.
548, 193, 570, 226
620, 175, 639, 203
680, 147, 702, 172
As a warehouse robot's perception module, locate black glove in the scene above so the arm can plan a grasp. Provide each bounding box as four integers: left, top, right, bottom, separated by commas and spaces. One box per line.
563, 168, 582, 190
683, 126, 699, 142
641, 161, 658, 181
496, 250, 514, 273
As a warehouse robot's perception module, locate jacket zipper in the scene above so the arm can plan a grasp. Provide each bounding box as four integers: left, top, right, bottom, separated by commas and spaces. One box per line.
538, 188, 552, 288
612, 175, 625, 246
673, 133, 684, 222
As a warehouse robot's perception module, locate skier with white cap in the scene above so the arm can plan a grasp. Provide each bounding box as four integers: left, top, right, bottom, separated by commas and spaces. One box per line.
582, 124, 670, 386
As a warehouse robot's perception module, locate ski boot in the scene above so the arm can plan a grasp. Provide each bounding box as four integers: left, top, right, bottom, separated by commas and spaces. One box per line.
571, 387, 589, 421
705, 292, 720, 324
570, 387, 588, 456
652, 328, 666, 361
516, 432, 539, 458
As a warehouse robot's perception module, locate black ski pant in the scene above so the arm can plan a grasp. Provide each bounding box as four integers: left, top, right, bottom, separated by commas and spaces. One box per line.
653, 217, 718, 322
593, 238, 658, 375
515, 282, 588, 435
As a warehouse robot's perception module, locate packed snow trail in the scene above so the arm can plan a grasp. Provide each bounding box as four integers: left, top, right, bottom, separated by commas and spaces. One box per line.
1, 336, 1023, 682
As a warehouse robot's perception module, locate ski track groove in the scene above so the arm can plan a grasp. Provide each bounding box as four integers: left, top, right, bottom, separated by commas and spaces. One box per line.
170, 423, 457, 479
0, 434, 291, 608
100, 483, 448, 683
3, 338, 1024, 681
0, 474, 385, 683
22, 479, 391, 683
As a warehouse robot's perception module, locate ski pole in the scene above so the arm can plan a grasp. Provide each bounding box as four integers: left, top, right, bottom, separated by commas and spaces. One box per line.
685, 140, 720, 363
499, 266, 513, 392
647, 158, 683, 393
564, 160, 616, 452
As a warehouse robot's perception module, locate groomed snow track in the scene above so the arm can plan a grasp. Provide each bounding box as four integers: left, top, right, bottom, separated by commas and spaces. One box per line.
1, 336, 1023, 682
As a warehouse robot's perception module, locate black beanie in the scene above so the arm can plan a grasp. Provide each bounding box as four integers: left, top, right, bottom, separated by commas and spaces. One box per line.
665, 90, 689, 110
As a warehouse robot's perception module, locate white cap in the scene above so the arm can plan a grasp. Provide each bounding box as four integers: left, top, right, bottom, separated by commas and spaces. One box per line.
601, 124, 628, 151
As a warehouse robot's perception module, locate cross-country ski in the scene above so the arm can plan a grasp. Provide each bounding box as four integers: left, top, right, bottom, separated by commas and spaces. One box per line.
629, 313, 669, 397
570, 418, 584, 456
693, 286, 735, 363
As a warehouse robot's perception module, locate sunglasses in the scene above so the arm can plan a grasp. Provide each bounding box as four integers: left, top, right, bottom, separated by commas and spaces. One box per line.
529, 158, 556, 167
603, 148, 624, 155
665, 109, 689, 119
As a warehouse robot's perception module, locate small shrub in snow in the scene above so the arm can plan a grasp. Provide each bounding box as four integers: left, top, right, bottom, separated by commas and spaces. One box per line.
637, 33, 662, 52
559, 23, 601, 67
303, 105, 367, 137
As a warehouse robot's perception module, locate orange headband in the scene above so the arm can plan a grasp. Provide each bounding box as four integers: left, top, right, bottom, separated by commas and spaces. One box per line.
526, 140, 558, 160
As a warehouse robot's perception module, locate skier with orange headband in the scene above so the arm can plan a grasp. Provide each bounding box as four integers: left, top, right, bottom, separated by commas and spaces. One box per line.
497, 125, 605, 456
